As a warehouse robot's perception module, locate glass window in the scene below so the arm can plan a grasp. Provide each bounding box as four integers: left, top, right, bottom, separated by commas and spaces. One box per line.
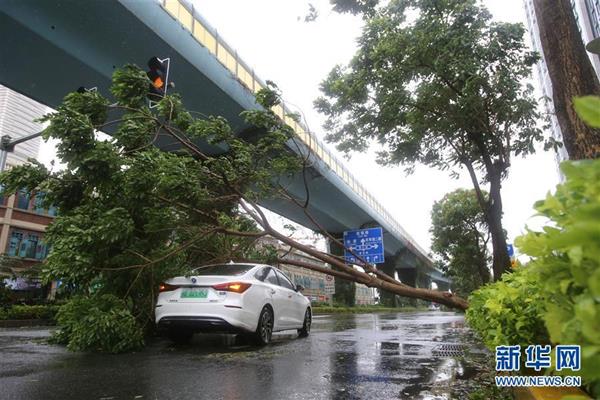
254, 267, 269, 281
48, 205, 58, 217
16, 190, 30, 210
191, 264, 254, 276
25, 234, 38, 258
275, 270, 295, 290
265, 268, 279, 286
35, 241, 49, 260
8, 231, 23, 256
34, 192, 46, 214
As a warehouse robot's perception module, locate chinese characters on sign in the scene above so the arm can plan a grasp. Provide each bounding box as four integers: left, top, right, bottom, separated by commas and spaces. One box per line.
343, 227, 385, 264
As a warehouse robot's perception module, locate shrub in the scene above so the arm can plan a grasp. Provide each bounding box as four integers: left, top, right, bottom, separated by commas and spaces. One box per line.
51, 294, 144, 353
0, 281, 12, 306
516, 159, 600, 395
467, 159, 600, 397
0, 304, 60, 320
466, 266, 548, 349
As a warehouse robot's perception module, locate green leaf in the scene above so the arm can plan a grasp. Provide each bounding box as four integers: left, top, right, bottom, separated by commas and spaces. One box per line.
573, 96, 600, 128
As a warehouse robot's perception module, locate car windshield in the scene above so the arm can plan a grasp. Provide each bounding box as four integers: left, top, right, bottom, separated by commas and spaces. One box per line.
191, 264, 255, 276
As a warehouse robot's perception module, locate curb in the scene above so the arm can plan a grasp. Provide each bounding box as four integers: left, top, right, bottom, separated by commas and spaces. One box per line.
0, 319, 54, 328
514, 386, 591, 399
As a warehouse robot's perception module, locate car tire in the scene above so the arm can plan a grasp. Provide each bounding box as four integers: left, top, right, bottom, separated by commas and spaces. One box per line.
167, 329, 193, 345
298, 308, 311, 338
253, 306, 273, 346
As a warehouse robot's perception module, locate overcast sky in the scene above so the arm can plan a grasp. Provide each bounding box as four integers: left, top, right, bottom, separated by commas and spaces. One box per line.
184, 0, 559, 255
36, 0, 559, 257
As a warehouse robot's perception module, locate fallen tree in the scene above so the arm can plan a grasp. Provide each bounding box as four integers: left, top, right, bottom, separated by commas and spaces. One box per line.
0, 66, 467, 352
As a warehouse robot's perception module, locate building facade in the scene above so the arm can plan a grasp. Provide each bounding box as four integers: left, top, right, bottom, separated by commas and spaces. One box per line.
0, 85, 52, 279
523, 0, 600, 169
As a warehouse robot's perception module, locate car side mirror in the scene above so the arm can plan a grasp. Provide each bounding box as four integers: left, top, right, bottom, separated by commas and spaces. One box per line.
295, 284, 305, 292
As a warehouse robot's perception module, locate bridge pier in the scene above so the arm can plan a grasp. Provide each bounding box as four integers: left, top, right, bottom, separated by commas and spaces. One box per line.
434, 280, 450, 292
327, 237, 356, 306
378, 257, 399, 307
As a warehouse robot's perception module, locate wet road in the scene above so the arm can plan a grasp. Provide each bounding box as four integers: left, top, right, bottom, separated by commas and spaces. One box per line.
0, 311, 488, 400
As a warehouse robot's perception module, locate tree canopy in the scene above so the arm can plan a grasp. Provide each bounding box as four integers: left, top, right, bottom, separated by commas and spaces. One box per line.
0, 65, 469, 351
316, 0, 550, 280
430, 188, 490, 298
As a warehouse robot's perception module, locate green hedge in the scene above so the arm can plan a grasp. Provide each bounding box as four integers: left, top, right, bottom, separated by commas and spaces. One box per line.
467, 159, 600, 397
0, 304, 60, 321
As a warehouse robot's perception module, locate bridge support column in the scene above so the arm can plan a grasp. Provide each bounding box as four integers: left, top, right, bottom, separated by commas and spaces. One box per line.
416, 270, 431, 290
396, 268, 418, 307
327, 237, 355, 306
396, 268, 416, 287
378, 257, 398, 307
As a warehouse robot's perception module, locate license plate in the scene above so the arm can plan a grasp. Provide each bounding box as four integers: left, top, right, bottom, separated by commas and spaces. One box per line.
180, 288, 208, 298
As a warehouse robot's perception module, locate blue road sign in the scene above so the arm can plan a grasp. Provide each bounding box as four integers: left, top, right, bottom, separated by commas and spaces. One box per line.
343, 227, 385, 264
507, 244, 514, 258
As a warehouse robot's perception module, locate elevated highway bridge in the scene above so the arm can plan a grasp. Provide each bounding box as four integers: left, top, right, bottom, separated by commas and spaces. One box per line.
0, 0, 451, 291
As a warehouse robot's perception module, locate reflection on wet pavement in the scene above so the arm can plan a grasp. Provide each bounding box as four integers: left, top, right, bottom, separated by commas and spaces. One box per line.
0, 311, 488, 400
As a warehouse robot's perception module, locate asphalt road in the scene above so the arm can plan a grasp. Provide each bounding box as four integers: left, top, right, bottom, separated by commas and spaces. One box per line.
0, 311, 488, 400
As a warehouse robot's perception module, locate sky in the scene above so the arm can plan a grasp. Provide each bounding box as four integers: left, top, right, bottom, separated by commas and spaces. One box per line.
38, 0, 561, 257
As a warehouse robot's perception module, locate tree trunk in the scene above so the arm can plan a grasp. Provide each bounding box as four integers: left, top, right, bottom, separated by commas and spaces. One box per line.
533, 0, 600, 160
463, 159, 510, 281
487, 173, 511, 280
474, 238, 490, 285
267, 228, 469, 310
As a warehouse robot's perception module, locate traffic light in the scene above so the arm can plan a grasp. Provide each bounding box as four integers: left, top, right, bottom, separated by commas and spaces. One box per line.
146, 56, 171, 104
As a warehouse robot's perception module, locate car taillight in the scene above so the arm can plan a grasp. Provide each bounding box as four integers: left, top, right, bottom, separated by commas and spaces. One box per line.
212, 282, 251, 293
159, 282, 179, 293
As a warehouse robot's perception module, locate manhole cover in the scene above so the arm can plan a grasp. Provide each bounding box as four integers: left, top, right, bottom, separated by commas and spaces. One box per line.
432, 344, 465, 357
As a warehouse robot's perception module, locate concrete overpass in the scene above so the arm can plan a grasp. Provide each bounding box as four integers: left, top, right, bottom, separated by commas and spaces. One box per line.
0, 0, 450, 290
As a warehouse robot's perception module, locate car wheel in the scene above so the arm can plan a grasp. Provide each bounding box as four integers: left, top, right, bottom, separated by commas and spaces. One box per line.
253, 306, 273, 346
167, 329, 193, 345
298, 308, 311, 338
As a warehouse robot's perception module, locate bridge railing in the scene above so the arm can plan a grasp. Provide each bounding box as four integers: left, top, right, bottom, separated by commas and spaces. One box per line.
160, 0, 431, 263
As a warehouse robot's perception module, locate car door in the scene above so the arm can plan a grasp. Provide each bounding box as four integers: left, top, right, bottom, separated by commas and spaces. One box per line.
275, 270, 305, 328
262, 268, 287, 331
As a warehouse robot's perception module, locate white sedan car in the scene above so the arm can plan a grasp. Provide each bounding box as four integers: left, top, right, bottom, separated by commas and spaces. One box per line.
155, 263, 312, 345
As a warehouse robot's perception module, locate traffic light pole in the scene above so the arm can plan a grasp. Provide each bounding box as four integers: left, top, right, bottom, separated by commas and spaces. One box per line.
0, 131, 44, 171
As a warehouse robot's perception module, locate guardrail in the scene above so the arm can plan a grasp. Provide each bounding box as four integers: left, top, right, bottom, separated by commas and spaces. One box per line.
160, 0, 431, 262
